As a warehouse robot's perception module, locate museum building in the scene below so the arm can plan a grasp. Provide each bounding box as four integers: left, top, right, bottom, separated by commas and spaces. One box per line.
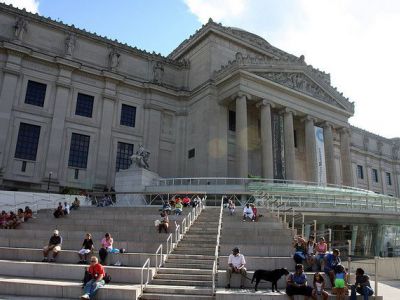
0, 3, 399, 197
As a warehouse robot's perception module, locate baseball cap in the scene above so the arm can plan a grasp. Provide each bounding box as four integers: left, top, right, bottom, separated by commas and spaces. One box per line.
232, 247, 239, 252
53, 229, 59, 235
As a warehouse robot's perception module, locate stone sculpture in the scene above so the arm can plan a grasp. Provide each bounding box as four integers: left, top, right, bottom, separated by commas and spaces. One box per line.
130, 144, 150, 169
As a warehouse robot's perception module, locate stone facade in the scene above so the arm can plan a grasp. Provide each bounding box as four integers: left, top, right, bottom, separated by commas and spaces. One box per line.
0, 4, 398, 195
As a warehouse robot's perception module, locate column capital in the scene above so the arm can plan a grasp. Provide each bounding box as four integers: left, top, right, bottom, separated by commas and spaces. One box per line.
232, 92, 251, 101
320, 121, 334, 129
338, 126, 351, 136
300, 115, 317, 123
256, 99, 275, 109
280, 107, 297, 116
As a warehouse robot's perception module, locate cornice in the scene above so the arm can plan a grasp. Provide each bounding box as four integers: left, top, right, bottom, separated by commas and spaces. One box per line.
168, 18, 300, 63
0, 2, 188, 68
212, 53, 353, 113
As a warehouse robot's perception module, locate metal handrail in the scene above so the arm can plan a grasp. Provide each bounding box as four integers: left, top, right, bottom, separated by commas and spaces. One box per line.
166, 233, 173, 254
175, 224, 180, 244
140, 258, 151, 296
155, 244, 163, 271
212, 196, 224, 294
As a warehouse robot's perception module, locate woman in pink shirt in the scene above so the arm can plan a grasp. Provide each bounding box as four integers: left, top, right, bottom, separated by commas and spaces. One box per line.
315, 237, 328, 271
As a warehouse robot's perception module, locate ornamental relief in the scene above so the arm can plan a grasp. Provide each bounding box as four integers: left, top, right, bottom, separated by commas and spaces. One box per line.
255, 72, 340, 108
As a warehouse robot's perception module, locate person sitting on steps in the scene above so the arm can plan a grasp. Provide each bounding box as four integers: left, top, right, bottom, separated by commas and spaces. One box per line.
225, 247, 247, 289
42, 229, 62, 262
78, 233, 94, 264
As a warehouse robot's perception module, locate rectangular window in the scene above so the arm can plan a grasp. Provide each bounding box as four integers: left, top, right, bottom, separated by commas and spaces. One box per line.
120, 104, 136, 127
25, 80, 46, 107
74, 169, 79, 180
75, 93, 94, 118
21, 161, 27, 172
357, 165, 364, 179
228, 110, 236, 132
68, 133, 90, 169
14, 123, 41, 161
116, 142, 134, 171
188, 148, 195, 159
372, 168, 379, 183
386, 172, 392, 186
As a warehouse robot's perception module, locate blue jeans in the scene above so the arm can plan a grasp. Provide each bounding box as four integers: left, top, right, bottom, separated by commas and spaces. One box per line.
83, 279, 105, 299
350, 285, 374, 300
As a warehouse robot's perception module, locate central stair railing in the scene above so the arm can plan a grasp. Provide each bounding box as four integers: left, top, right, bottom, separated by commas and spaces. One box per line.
212, 196, 224, 294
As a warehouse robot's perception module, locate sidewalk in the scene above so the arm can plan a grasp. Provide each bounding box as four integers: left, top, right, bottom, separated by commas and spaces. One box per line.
372, 280, 400, 299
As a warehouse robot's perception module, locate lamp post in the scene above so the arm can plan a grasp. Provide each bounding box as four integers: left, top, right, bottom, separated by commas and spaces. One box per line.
47, 171, 52, 193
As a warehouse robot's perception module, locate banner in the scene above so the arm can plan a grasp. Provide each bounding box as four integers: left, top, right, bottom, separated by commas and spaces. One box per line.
314, 126, 327, 185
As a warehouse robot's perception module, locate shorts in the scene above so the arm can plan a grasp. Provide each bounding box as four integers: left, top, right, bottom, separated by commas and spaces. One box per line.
78, 248, 92, 255
335, 278, 345, 288
43, 245, 61, 253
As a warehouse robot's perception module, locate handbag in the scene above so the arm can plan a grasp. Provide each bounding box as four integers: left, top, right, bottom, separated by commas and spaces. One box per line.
104, 273, 111, 284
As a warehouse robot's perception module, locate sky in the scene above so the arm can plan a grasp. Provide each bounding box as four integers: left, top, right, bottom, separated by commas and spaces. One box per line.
2, 0, 400, 139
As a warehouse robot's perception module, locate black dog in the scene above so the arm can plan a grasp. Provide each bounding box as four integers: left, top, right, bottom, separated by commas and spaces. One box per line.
251, 268, 289, 292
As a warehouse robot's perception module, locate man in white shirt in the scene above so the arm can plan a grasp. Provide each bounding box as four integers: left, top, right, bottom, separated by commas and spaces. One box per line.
242, 204, 253, 221
226, 247, 247, 289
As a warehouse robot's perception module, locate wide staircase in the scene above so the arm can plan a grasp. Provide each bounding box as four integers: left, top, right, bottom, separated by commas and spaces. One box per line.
140, 207, 220, 299
0, 206, 187, 299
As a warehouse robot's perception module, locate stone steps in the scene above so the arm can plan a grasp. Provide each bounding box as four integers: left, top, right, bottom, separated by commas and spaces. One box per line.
0, 276, 140, 300
0, 260, 155, 284
141, 208, 218, 299
140, 293, 214, 300
0, 247, 161, 267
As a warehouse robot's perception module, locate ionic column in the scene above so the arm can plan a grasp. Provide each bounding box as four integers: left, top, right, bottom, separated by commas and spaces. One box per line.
258, 99, 274, 179
322, 122, 337, 185
339, 127, 354, 186
235, 93, 249, 178
283, 108, 296, 180
304, 116, 318, 183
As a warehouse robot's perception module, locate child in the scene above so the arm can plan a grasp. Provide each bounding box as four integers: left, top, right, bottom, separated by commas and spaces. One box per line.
227, 200, 235, 215
311, 272, 328, 300
333, 264, 347, 300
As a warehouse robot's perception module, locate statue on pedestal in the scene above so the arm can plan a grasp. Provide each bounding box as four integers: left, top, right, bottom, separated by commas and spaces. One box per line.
130, 144, 150, 169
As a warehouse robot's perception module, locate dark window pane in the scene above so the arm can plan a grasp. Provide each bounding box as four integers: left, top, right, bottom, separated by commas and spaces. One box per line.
120, 104, 136, 127
21, 161, 27, 172
25, 80, 46, 107
14, 123, 41, 161
116, 142, 134, 171
372, 169, 379, 183
357, 165, 364, 179
386, 172, 392, 185
228, 110, 236, 131
75, 93, 94, 118
68, 133, 90, 169
188, 148, 195, 159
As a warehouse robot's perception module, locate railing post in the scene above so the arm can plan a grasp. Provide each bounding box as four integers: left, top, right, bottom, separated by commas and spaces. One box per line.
301, 213, 305, 237
374, 256, 379, 298
328, 228, 332, 252
313, 220, 317, 237
292, 210, 295, 231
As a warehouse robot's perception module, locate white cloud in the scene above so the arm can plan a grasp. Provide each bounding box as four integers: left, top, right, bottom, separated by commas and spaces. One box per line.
1, 0, 39, 13
184, 0, 248, 24
184, 0, 400, 138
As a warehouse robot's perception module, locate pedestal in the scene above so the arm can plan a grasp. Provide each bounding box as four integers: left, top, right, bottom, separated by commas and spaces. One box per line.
114, 166, 159, 206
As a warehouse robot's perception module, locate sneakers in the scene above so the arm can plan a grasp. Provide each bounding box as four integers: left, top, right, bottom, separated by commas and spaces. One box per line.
240, 285, 244, 289
225, 284, 230, 289
49, 258, 55, 262
80, 294, 89, 299
114, 260, 122, 266
42, 257, 48, 262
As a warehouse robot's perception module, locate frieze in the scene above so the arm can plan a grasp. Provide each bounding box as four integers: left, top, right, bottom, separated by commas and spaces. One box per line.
256, 72, 339, 107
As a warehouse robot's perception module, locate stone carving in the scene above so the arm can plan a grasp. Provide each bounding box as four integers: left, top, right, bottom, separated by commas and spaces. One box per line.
257, 72, 339, 107
64, 33, 76, 57
153, 61, 164, 84
109, 48, 120, 71
130, 144, 150, 169
14, 17, 27, 41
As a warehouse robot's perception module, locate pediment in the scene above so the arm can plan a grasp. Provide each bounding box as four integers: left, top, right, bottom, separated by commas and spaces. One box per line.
254, 71, 346, 110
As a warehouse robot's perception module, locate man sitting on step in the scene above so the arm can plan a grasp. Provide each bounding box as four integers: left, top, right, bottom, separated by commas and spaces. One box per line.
42, 229, 62, 262
225, 247, 247, 289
